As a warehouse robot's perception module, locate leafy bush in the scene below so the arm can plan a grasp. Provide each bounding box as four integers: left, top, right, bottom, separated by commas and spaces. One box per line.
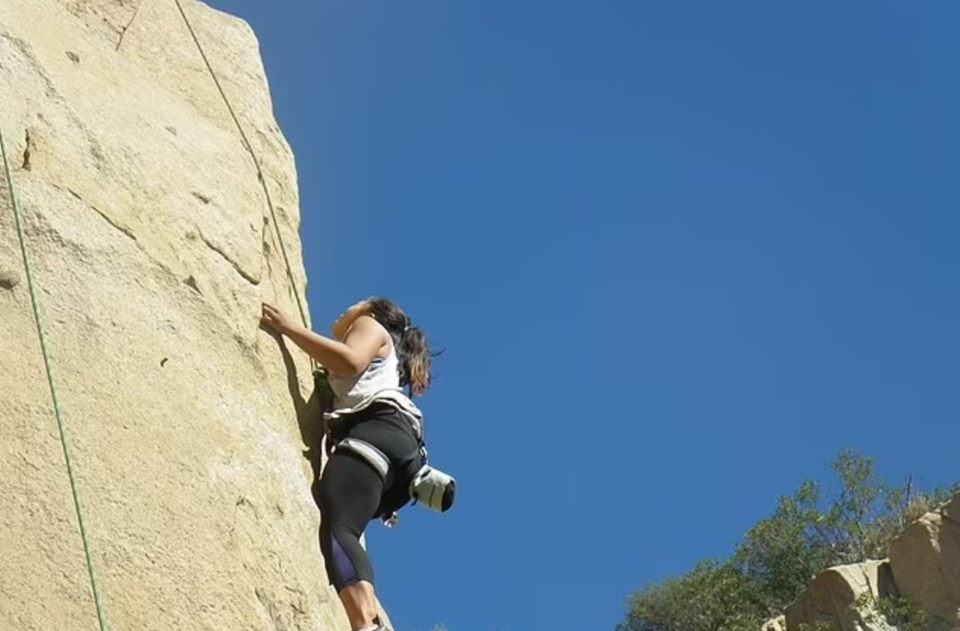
856, 592, 930, 631
617, 449, 955, 631
616, 559, 767, 631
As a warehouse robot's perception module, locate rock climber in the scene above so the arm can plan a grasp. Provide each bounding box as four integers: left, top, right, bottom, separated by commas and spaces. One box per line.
260, 296, 451, 631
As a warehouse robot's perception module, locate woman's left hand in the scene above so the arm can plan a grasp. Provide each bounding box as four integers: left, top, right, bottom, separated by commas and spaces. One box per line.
261, 302, 294, 334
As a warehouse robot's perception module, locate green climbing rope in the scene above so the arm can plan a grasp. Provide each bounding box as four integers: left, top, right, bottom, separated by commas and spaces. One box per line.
173, 0, 315, 370
0, 123, 110, 630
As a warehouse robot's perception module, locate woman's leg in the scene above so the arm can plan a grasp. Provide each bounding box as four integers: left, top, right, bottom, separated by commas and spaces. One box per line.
319, 405, 420, 629
339, 581, 379, 629
318, 450, 383, 629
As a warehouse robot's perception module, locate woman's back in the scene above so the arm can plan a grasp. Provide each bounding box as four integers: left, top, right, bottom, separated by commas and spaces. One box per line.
327, 324, 423, 437
328, 337, 401, 409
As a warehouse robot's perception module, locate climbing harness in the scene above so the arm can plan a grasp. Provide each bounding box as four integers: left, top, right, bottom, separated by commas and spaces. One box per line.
329, 431, 456, 526
329, 430, 455, 516
335, 438, 391, 480
317, 366, 457, 527
1, 121, 110, 630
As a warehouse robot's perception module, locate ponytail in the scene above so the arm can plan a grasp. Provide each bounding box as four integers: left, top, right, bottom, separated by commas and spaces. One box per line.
365, 297, 438, 397
398, 326, 432, 397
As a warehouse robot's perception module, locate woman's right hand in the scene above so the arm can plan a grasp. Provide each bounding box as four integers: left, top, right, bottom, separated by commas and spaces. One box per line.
261, 302, 294, 334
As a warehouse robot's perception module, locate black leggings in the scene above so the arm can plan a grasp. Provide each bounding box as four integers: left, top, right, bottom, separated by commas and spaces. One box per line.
317, 403, 421, 592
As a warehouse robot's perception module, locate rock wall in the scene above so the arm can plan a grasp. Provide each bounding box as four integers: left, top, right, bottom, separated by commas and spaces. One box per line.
777, 490, 960, 631
784, 560, 897, 631
0, 1, 373, 629
888, 493, 960, 631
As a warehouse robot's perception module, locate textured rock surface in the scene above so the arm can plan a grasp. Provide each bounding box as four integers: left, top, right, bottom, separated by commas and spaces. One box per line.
784, 560, 898, 631
889, 491, 960, 631
762, 614, 787, 631
0, 1, 385, 629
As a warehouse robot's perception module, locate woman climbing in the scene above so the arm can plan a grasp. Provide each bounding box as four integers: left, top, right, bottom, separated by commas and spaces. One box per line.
260, 296, 447, 631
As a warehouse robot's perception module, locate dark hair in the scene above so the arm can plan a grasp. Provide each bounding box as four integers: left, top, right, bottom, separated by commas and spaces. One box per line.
366, 297, 436, 397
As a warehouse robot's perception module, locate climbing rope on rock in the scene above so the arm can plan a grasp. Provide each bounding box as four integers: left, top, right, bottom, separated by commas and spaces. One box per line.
173, 0, 316, 373
0, 118, 110, 631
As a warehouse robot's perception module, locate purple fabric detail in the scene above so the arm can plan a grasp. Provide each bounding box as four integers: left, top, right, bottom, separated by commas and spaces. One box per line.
330, 533, 358, 589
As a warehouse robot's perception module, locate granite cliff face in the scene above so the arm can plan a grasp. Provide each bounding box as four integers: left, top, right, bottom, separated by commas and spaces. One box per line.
768, 490, 960, 631
0, 2, 374, 629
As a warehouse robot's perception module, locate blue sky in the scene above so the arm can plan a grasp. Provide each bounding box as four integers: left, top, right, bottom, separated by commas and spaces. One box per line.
205, 2, 959, 630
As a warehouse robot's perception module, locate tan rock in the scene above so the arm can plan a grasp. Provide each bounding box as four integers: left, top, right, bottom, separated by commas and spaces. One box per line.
784, 560, 898, 631
939, 490, 960, 522
0, 1, 388, 630
889, 490, 960, 631
0, 267, 20, 289
762, 614, 786, 631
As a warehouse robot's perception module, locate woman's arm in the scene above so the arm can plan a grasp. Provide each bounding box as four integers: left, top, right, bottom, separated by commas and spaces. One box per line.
262, 303, 385, 376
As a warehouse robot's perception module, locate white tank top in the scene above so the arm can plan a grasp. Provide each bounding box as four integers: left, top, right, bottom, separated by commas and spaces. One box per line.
326, 329, 423, 437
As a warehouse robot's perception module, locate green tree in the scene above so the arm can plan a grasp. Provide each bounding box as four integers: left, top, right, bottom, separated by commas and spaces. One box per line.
732, 449, 953, 612
732, 478, 828, 612
617, 449, 956, 631
616, 559, 767, 631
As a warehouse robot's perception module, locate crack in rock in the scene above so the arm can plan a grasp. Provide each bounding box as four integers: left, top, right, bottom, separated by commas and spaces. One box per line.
115, 0, 144, 52
53, 183, 139, 244
200, 232, 259, 286
10, 178, 178, 287
261, 217, 275, 284
22, 129, 32, 170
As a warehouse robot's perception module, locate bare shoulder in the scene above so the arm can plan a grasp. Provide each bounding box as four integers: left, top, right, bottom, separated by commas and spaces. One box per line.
344, 314, 389, 344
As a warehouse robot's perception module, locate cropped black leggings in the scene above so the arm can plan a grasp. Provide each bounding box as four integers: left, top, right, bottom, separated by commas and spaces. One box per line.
317, 403, 420, 592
